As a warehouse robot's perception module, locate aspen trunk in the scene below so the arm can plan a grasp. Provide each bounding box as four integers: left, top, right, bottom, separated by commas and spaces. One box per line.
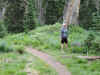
37, 0, 45, 25
63, 0, 80, 26
70, 0, 80, 24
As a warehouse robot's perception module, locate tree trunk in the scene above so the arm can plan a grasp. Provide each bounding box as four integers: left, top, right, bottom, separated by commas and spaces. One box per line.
0, 7, 6, 20
2, 7, 6, 16
0, 0, 6, 20
63, 0, 70, 25
96, 0, 100, 12
0, 11, 2, 19
63, 0, 80, 26
37, 0, 45, 25
70, 0, 80, 24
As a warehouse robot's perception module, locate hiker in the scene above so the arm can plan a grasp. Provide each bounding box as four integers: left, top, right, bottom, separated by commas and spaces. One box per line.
61, 23, 68, 52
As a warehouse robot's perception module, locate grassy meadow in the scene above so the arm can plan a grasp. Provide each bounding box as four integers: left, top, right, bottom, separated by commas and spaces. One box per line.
0, 23, 100, 75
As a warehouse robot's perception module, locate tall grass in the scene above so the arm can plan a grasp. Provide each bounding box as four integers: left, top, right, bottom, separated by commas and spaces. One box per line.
0, 23, 100, 75
2, 23, 100, 55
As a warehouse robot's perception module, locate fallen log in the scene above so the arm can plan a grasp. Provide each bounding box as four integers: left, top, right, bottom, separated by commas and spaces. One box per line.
62, 55, 100, 60
77, 56, 100, 60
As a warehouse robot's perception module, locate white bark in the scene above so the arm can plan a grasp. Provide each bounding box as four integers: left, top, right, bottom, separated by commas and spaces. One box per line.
37, 0, 45, 25
63, 0, 70, 25
2, 7, 6, 16
63, 0, 80, 26
0, 11, 2, 19
0, 7, 6, 20
0, 0, 6, 20
71, 0, 80, 24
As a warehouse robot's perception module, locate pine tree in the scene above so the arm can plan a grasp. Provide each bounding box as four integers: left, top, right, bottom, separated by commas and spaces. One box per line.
79, 0, 96, 29
4, 0, 25, 33
90, 3, 100, 31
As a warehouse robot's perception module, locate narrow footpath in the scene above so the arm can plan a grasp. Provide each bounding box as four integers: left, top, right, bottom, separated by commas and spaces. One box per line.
26, 47, 71, 75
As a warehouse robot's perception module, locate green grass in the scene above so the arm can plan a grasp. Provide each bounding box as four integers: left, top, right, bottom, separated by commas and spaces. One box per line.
0, 52, 57, 75
0, 23, 100, 75
29, 54, 57, 75
0, 53, 27, 75
52, 52, 100, 75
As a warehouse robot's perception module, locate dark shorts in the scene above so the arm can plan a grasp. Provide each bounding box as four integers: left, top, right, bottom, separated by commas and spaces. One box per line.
61, 37, 68, 44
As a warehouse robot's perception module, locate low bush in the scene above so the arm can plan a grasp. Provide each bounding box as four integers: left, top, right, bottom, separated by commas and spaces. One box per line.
76, 58, 88, 64
0, 20, 7, 38
0, 40, 14, 52
14, 45, 25, 54
84, 32, 100, 55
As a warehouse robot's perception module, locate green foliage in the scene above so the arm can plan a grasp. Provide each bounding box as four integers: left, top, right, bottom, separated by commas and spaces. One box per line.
0, 23, 100, 75
84, 32, 100, 54
88, 60, 100, 72
0, 53, 27, 75
14, 45, 25, 54
4, 0, 25, 33
1, 0, 100, 33
76, 58, 88, 64
0, 40, 14, 52
69, 24, 86, 34
2, 23, 100, 55
92, 40, 100, 54
32, 56, 58, 75
4, 0, 37, 33
68, 25, 87, 53
45, 0, 66, 24
24, 0, 36, 31
0, 50, 57, 75
90, 12, 100, 31
84, 33, 95, 48
79, 0, 97, 29
0, 20, 7, 38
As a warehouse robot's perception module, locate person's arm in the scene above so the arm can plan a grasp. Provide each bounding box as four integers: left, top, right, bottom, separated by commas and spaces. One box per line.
61, 28, 63, 37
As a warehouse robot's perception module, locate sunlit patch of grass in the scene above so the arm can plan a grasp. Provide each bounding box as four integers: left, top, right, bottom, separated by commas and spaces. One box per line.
55, 55, 100, 75
0, 52, 57, 75
0, 53, 27, 75
0, 23, 100, 75
29, 55, 58, 75
0, 40, 14, 52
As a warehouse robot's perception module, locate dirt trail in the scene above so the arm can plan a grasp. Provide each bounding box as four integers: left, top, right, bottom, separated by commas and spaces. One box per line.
26, 47, 71, 75
25, 58, 39, 75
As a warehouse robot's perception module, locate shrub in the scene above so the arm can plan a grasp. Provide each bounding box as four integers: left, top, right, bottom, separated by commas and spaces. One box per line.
89, 61, 100, 72
14, 45, 25, 54
69, 24, 85, 34
0, 40, 14, 52
76, 58, 88, 64
4, 0, 25, 33
90, 40, 100, 54
84, 32, 100, 54
90, 12, 100, 31
0, 20, 7, 38
83, 33, 95, 54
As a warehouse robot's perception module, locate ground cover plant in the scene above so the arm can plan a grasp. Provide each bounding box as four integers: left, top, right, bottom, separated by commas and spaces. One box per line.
0, 23, 100, 75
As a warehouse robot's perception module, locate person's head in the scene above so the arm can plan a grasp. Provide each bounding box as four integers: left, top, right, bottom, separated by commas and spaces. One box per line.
62, 23, 66, 27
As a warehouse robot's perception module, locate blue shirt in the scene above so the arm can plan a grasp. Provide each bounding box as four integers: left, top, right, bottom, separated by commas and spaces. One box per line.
61, 26, 68, 38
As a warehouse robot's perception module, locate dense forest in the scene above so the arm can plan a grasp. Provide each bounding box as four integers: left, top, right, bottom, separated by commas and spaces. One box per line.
0, 0, 100, 75
0, 0, 100, 34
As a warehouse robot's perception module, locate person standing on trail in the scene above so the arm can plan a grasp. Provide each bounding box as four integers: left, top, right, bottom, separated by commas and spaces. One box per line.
61, 23, 68, 52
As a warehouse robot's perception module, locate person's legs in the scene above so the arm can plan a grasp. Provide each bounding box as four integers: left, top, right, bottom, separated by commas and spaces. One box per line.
65, 38, 68, 48
61, 38, 64, 52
